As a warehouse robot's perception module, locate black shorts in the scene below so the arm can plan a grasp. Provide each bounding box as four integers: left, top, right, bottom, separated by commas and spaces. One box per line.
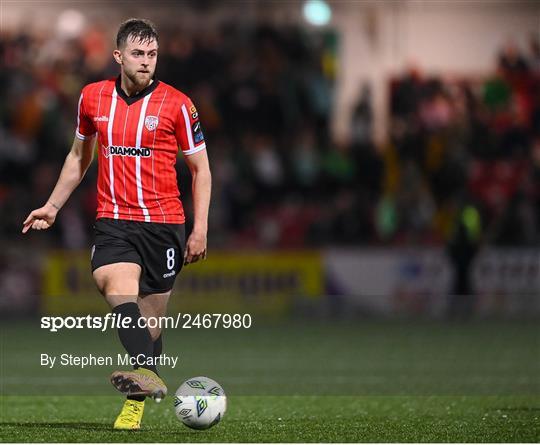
91, 218, 185, 294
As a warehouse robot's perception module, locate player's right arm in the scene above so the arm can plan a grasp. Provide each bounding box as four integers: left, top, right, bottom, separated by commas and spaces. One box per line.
22, 134, 96, 233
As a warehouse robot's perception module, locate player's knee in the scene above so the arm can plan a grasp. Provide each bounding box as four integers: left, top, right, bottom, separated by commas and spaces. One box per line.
93, 275, 120, 297
94, 272, 137, 298
93, 263, 141, 296
93, 273, 108, 296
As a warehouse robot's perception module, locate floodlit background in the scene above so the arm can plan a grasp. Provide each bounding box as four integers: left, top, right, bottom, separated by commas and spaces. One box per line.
1, 0, 539, 318
0, 0, 539, 403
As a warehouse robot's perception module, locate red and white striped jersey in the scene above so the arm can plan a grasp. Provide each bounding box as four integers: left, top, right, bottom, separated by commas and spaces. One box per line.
76, 77, 206, 224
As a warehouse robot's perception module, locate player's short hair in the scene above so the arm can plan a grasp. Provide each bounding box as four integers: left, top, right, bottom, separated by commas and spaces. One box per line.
116, 18, 159, 49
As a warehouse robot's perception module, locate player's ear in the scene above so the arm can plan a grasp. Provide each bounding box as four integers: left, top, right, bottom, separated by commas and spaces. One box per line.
112, 49, 123, 65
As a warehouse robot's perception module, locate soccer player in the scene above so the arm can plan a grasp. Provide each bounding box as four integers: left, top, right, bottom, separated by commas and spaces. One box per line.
22, 19, 211, 430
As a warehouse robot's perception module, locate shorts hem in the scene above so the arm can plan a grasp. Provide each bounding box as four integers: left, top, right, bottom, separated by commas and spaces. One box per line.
91, 260, 143, 273
139, 287, 173, 296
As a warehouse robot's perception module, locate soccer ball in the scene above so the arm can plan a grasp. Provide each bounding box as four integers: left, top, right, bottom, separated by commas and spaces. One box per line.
174, 376, 227, 430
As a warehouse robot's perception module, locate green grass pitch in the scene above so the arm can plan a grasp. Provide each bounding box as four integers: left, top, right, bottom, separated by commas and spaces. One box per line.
1, 320, 539, 442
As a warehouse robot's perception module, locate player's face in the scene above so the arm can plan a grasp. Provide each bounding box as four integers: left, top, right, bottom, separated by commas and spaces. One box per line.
116, 36, 158, 88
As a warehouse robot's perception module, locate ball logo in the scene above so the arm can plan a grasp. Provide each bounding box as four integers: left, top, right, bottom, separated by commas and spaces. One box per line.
186, 380, 206, 389
207, 386, 222, 396
196, 397, 208, 416
144, 115, 159, 131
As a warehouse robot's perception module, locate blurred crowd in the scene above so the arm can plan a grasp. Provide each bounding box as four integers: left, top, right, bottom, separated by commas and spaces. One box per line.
1, 23, 539, 251
385, 38, 540, 247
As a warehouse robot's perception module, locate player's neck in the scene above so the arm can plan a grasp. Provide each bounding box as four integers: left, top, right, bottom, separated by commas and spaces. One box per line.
120, 73, 153, 97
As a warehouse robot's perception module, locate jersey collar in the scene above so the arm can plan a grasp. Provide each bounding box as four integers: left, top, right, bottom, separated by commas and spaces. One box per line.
115, 76, 160, 105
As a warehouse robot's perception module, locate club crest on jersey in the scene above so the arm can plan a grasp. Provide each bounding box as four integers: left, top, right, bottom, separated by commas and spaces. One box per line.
144, 115, 159, 131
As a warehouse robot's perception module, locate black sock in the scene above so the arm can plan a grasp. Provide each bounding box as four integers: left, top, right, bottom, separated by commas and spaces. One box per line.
153, 334, 163, 359
127, 334, 163, 403
113, 302, 156, 374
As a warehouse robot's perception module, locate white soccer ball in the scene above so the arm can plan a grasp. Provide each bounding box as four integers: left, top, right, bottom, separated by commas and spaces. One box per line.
174, 376, 227, 430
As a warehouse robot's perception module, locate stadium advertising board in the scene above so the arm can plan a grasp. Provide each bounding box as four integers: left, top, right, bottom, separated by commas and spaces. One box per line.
325, 248, 540, 316
42, 251, 324, 316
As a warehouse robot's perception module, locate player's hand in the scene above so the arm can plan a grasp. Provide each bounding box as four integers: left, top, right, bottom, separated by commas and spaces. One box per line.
22, 202, 58, 233
184, 231, 207, 265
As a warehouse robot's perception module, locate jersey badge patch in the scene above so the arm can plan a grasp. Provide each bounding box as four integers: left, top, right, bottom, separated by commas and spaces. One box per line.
145, 115, 159, 131
192, 121, 204, 144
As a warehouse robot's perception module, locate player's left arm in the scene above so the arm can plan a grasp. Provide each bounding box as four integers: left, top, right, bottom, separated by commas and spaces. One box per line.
183, 149, 211, 265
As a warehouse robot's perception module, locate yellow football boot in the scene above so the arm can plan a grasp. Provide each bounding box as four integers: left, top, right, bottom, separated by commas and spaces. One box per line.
110, 368, 167, 402
113, 399, 145, 430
